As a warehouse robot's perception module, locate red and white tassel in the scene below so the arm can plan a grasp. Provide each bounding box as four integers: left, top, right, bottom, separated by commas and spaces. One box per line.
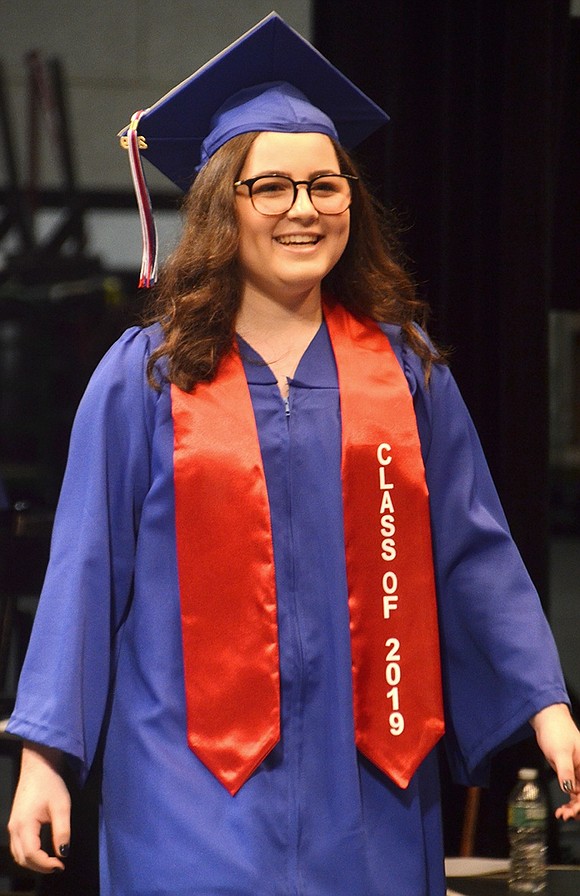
126, 110, 158, 288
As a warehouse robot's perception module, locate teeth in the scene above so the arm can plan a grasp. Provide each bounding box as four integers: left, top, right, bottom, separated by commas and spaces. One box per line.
276, 235, 319, 245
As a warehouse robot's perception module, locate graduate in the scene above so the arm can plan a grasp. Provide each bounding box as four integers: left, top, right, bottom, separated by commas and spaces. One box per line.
7, 13, 580, 896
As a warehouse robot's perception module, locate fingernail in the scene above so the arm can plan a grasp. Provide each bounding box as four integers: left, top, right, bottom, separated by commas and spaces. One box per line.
59, 843, 70, 858
562, 779, 574, 793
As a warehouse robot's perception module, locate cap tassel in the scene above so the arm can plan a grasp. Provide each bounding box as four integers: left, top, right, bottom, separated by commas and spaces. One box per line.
127, 110, 158, 288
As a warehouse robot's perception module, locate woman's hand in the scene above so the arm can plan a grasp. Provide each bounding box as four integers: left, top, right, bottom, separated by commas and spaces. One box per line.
8, 741, 71, 873
529, 703, 580, 821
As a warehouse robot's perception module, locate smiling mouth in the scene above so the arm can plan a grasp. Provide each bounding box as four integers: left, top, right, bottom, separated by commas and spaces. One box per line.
274, 235, 322, 246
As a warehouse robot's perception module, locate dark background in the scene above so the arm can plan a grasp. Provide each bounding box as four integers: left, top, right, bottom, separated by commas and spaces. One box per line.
315, 0, 579, 602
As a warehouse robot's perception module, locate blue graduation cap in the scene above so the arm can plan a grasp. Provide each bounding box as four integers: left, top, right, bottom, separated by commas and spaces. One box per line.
119, 11, 389, 285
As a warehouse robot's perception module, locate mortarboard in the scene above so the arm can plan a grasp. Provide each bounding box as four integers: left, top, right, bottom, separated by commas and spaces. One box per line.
119, 11, 389, 286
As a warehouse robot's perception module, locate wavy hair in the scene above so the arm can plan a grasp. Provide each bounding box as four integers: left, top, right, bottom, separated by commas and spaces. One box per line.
144, 132, 444, 390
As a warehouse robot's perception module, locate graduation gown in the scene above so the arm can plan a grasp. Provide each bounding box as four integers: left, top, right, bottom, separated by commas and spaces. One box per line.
8, 318, 568, 896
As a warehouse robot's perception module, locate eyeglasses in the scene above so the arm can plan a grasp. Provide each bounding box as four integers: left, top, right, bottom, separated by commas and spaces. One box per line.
233, 173, 358, 216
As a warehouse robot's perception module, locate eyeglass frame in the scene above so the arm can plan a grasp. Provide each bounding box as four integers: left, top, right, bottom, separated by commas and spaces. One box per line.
233, 173, 359, 216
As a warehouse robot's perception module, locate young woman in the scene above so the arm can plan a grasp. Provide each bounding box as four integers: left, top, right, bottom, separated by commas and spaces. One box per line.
7, 15, 580, 896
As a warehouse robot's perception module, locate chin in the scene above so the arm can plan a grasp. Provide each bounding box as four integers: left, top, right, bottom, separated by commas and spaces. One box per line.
277, 262, 336, 289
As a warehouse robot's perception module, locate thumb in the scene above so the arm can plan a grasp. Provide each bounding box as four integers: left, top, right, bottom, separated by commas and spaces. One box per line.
548, 748, 578, 796
49, 796, 72, 860
557, 769, 578, 797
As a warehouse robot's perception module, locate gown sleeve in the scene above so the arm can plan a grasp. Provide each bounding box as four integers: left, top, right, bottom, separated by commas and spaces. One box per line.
386, 326, 569, 786
7, 326, 160, 783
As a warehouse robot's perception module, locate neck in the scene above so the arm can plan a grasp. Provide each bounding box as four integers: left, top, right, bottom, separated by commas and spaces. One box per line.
236, 284, 323, 399
236, 282, 323, 338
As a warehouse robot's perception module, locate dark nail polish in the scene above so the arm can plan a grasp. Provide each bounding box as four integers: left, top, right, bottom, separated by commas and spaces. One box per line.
59, 843, 70, 858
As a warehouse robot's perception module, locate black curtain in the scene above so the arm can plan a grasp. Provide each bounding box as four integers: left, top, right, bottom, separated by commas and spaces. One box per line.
314, 0, 577, 858
314, 0, 575, 605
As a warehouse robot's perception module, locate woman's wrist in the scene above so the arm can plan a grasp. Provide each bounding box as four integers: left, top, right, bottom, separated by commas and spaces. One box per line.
21, 741, 65, 773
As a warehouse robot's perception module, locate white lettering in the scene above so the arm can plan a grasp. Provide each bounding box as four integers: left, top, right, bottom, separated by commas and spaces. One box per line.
389, 712, 405, 736
377, 444, 405, 734
379, 490, 395, 514
385, 662, 401, 686
380, 514, 396, 537
381, 538, 397, 561
382, 571, 398, 594
386, 686, 400, 711
379, 466, 394, 491
383, 595, 399, 618
377, 443, 392, 465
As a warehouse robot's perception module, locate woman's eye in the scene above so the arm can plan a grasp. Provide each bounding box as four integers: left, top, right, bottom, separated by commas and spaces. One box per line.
312, 179, 340, 194
254, 180, 289, 194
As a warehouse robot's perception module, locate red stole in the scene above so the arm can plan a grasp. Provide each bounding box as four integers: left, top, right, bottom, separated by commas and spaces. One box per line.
172, 301, 444, 795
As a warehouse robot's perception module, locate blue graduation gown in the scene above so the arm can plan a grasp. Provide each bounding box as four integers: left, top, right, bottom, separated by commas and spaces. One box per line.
8, 319, 568, 896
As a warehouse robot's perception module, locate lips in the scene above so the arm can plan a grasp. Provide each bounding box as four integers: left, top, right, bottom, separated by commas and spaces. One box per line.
274, 234, 322, 246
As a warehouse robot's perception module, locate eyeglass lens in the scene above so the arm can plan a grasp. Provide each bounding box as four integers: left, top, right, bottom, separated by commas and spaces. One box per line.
250, 175, 352, 215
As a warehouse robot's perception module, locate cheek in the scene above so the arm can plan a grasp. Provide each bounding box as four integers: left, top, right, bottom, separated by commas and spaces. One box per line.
236, 202, 268, 249
247, 228, 274, 258
237, 218, 265, 269
331, 217, 350, 261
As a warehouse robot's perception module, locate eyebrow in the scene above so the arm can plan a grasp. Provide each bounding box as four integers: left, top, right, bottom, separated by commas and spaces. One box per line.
246, 168, 340, 179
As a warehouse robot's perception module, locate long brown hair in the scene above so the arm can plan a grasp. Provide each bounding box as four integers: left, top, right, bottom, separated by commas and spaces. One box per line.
144, 132, 443, 390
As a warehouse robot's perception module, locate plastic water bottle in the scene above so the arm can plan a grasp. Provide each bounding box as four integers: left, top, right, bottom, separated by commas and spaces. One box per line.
508, 768, 548, 893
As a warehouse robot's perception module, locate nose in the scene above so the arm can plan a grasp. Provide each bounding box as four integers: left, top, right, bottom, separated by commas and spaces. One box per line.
287, 184, 318, 219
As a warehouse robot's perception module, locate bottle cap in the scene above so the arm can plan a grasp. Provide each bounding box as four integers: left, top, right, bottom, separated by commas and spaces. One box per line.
518, 768, 539, 780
